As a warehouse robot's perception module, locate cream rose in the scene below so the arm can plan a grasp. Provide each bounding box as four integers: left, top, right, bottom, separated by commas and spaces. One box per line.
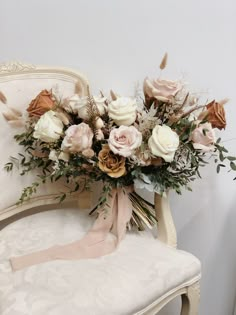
33, 110, 63, 143
108, 126, 142, 157
61, 123, 93, 153
65, 95, 106, 120
143, 78, 182, 102
191, 122, 216, 152
64, 95, 87, 114
108, 97, 137, 126
148, 125, 179, 162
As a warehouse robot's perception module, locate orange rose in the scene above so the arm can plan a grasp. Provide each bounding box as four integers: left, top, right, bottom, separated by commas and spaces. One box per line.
206, 100, 226, 130
27, 90, 55, 117
98, 145, 126, 178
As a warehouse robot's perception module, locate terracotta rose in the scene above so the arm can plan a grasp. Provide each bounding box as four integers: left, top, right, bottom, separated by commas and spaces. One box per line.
98, 145, 126, 178
27, 90, 54, 117
206, 100, 226, 130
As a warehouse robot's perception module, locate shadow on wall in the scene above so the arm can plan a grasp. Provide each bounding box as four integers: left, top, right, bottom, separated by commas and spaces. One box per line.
177, 195, 236, 315
203, 198, 236, 315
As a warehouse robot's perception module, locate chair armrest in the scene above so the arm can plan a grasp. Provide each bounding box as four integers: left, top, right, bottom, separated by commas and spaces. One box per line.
155, 192, 177, 248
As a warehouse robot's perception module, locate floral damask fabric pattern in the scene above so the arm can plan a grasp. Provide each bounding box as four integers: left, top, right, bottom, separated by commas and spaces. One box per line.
0, 209, 200, 315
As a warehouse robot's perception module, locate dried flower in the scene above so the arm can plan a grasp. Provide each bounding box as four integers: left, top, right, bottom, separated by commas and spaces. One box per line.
206, 100, 226, 130
75, 81, 87, 96
64, 95, 106, 120
82, 148, 95, 158
95, 117, 104, 129
27, 90, 54, 117
110, 90, 118, 101
98, 145, 126, 178
159, 52, 168, 70
0, 91, 7, 104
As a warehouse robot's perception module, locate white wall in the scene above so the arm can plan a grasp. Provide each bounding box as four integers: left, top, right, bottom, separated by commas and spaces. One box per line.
1, 0, 236, 314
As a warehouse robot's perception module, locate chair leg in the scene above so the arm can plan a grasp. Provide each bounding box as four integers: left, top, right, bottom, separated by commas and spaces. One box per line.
180, 281, 200, 315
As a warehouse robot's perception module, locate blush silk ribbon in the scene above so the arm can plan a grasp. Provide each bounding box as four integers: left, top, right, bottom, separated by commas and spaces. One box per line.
10, 187, 133, 271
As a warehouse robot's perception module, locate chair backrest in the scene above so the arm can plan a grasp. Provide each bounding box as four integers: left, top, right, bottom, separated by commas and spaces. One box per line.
0, 61, 89, 221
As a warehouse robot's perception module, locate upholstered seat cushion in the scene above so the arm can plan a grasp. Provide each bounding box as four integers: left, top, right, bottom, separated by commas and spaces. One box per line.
0, 208, 201, 315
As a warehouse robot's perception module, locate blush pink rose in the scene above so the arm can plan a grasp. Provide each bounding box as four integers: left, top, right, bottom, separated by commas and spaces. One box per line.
61, 123, 93, 153
108, 125, 142, 157
143, 78, 182, 102
191, 122, 216, 152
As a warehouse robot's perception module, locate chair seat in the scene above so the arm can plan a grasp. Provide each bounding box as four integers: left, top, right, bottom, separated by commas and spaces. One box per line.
0, 208, 201, 315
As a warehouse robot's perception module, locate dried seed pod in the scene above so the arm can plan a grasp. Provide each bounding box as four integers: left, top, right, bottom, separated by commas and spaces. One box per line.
8, 107, 22, 117
159, 52, 168, 70
95, 117, 104, 129
219, 98, 229, 106
110, 90, 117, 101
2, 111, 19, 121
75, 81, 86, 96
198, 110, 208, 121
0, 91, 7, 104
8, 119, 25, 128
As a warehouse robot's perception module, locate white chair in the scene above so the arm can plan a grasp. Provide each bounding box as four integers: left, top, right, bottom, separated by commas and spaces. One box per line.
0, 62, 201, 315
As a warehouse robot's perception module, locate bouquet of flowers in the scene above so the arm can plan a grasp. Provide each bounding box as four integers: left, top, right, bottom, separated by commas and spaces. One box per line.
3, 54, 236, 232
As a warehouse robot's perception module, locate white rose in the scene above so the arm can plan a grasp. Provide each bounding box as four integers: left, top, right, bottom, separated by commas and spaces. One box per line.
33, 110, 63, 143
148, 125, 179, 162
108, 97, 137, 126
65, 95, 106, 120
64, 95, 87, 116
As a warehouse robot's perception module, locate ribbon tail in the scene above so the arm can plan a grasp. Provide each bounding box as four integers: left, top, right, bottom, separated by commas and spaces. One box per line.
10, 189, 117, 271
10, 187, 133, 271
115, 188, 133, 242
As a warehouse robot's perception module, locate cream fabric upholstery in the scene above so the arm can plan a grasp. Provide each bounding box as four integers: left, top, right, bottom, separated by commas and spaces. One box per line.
0, 208, 201, 315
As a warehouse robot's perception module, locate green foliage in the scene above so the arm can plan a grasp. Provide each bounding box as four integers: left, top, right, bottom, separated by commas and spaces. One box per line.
214, 141, 236, 175
16, 182, 40, 205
